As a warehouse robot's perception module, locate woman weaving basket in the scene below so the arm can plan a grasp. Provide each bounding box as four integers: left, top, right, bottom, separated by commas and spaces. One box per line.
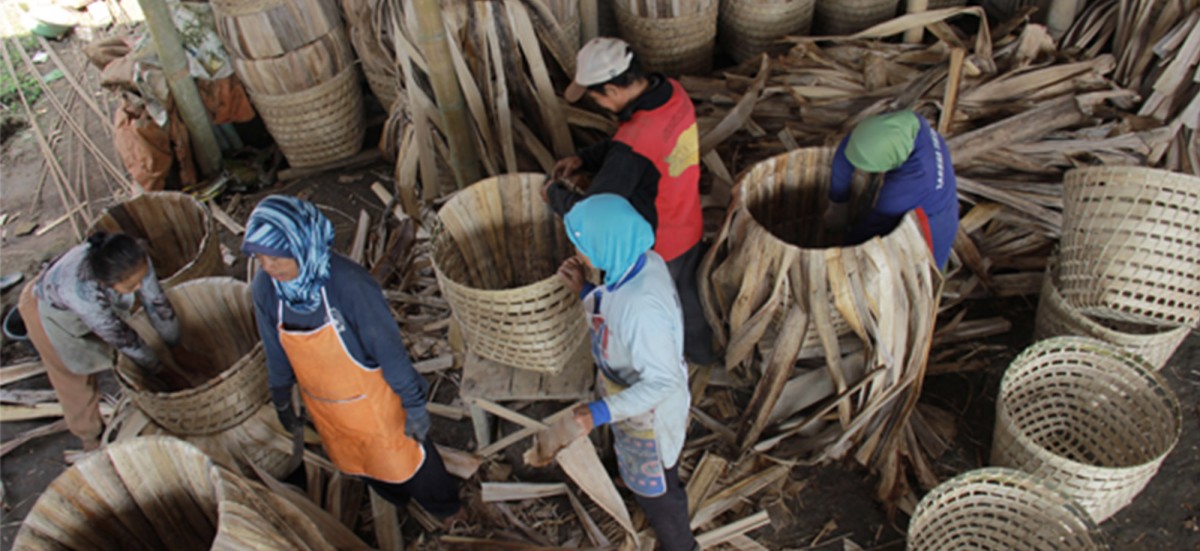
243, 196, 461, 519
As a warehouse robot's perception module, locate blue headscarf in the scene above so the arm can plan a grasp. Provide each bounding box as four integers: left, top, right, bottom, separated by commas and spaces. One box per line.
564, 194, 655, 287
242, 195, 335, 314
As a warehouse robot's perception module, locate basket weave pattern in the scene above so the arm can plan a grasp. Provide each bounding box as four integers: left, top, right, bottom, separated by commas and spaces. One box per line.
251, 66, 365, 168
88, 191, 222, 289
990, 337, 1182, 523
614, 1, 718, 75
814, 0, 899, 35
719, 0, 814, 62
907, 468, 1108, 550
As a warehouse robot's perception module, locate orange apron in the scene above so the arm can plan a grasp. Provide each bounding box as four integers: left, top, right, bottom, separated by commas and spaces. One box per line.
277, 289, 425, 483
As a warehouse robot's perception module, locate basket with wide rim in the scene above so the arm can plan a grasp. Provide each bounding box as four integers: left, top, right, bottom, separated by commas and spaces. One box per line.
87, 191, 222, 289
1057, 165, 1200, 328
116, 277, 268, 436
231, 27, 354, 96
814, 0, 899, 35
907, 467, 1109, 550
613, 0, 719, 75
211, 0, 342, 60
719, 0, 815, 63
990, 336, 1182, 523
431, 173, 587, 374
249, 65, 364, 168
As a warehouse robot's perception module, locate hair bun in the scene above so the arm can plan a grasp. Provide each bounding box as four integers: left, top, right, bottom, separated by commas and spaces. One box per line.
86, 232, 109, 248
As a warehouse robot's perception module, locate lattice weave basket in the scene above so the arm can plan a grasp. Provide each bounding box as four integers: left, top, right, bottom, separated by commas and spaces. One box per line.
719, 0, 815, 63
991, 336, 1182, 523
1058, 166, 1200, 328
87, 191, 222, 289
907, 468, 1108, 550
814, 0, 898, 35
613, 0, 719, 75
249, 65, 364, 168
432, 173, 587, 374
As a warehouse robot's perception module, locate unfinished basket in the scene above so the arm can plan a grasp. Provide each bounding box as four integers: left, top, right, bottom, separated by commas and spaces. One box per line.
991, 336, 1182, 523
814, 0, 899, 35
432, 173, 587, 374
116, 277, 266, 436
719, 0, 815, 63
1036, 260, 1189, 370
907, 468, 1109, 550
341, 0, 399, 110
1057, 166, 1200, 328
87, 191, 221, 289
14, 436, 362, 550
250, 65, 364, 168
613, 0, 719, 75
211, 0, 342, 60
231, 27, 354, 96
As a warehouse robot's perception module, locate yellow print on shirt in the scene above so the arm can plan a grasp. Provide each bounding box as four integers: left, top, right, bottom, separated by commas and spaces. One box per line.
665, 123, 699, 178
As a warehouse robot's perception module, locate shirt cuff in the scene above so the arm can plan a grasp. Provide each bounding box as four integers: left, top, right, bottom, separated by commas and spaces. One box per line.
587, 400, 611, 427
579, 282, 596, 300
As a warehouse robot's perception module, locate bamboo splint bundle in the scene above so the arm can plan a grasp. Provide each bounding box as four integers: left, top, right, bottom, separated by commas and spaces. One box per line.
700, 147, 942, 503
613, 0, 719, 75
87, 192, 221, 289
719, 0, 815, 63
211, 0, 342, 60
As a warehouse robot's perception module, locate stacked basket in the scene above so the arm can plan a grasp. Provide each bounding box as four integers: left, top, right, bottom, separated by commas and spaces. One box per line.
813, 0, 898, 35
719, 0, 814, 63
613, 0, 719, 75
87, 192, 222, 289
213, 0, 363, 168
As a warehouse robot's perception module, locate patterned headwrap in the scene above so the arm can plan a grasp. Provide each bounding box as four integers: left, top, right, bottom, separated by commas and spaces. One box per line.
242, 195, 335, 314
564, 194, 655, 287
844, 110, 921, 173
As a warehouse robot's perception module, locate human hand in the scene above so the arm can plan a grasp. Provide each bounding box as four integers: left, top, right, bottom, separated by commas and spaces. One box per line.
275, 403, 302, 433
551, 156, 583, 180
556, 256, 587, 294
524, 407, 591, 467
405, 406, 431, 442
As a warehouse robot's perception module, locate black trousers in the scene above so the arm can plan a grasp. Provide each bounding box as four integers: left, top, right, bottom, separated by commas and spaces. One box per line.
666, 241, 716, 365
633, 465, 698, 551
362, 439, 461, 518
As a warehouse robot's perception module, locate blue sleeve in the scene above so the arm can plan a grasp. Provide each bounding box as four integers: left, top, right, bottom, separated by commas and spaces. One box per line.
137, 259, 179, 347
829, 136, 854, 203
587, 400, 611, 427
340, 261, 428, 411
252, 271, 296, 392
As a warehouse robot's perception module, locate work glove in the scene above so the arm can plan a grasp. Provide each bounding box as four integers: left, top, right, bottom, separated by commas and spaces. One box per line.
405, 406, 431, 442
271, 386, 302, 433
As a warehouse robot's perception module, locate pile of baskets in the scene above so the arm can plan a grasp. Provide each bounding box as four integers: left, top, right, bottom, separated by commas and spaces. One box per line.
213, 0, 363, 168
613, 0, 719, 75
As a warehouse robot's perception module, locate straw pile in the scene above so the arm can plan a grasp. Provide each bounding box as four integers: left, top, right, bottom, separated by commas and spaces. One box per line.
613, 0, 719, 75
87, 192, 222, 289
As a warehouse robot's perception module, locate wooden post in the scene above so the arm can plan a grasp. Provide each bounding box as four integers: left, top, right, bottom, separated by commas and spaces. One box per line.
137, 0, 222, 177
904, 0, 930, 43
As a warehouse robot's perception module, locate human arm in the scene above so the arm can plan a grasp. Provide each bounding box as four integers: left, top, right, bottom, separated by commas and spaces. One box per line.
590, 301, 686, 426
252, 272, 301, 432
829, 136, 855, 204
136, 259, 180, 348
66, 281, 162, 371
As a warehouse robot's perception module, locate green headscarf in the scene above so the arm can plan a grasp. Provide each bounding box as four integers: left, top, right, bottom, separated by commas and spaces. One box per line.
844, 110, 921, 173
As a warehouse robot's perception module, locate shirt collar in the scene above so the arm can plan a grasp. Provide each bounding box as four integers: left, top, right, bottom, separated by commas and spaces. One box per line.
617, 74, 670, 122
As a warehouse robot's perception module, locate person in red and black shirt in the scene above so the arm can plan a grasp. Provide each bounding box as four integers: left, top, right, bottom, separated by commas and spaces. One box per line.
543, 37, 715, 367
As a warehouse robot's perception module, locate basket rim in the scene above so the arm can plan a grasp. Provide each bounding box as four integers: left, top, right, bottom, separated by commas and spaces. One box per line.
92, 191, 216, 284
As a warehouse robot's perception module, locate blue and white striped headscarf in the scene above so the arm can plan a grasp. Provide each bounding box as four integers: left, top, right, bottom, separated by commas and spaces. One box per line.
242, 195, 335, 314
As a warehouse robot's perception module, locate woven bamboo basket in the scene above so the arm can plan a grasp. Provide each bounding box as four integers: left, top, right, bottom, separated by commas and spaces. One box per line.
927, 0, 967, 7
814, 0, 899, 35
1057, 166, 1200, 328
341, 0, 399, 110
211, 0, 342, 60
546, 0, 581, 49
907, 468, 1109, 550
991, 336, 1182, 523
231, 27, 354, 96
250, 65, 364, 168
116, 278, 266, 436
1036, 260, 1189, 370
719, 0, 815, 63
87, 191, 221, 289
432, 173, 587, 374
14, 436, 359, 550
613, 0, 719, 75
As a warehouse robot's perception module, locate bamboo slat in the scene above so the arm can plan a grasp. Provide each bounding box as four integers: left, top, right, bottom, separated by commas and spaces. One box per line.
87, 192, 222, 289
211, 0, 342, 60
231, 27, 355, 96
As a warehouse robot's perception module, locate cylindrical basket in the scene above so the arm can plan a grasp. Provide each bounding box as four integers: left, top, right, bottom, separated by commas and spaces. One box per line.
814, 0, 899, 35
613, 0, 719, 75
87, 191, 222, 289
432, 173, 587, 374
1058, 166, 1200, 328
907, 468, 1109, 550
250, 65, 364, 168
1036, 261, 1189, 370
991, 336, 1182, 523
719, 0, 815, 63
231, 27, 355, 96
211, 0, 342, 60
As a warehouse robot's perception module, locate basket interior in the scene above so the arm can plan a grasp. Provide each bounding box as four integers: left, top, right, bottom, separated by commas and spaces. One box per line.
92, 194, 208, 280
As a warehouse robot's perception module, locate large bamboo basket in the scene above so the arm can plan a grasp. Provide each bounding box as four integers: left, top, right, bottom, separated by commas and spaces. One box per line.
814, 0, 899, 35
719, 0, 815, 63
341, 0, 399, 110
432, 173, 587, 374
907, 468, 1109, 550
546, 0, 581, 49
250, 65, 364, 168
211, 0, 342, 60
87, 191, 221, 289
991, 336, 1182, 523
14, 436, 363, 550
613, 0, 719, 75
231, 27, 355, 96
1057, 166, 1200, 328
1036, 260, 1189, 370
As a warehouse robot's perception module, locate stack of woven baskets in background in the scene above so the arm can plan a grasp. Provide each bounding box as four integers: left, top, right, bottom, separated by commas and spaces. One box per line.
613, 0, 719, 75
213, 0, 364, 168
719, 0, 814, 62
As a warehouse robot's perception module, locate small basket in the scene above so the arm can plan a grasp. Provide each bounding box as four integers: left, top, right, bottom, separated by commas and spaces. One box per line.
116, 278, 268, 436
814, 0, 899, 35
211, 0, 342, 60
87, 191, 222, 289
432, 173, 587, 374
250, 65, 365, 168
991, 336, 1182, 523
231, 27, 355, 96
1058, 165, 1200, 328
907, 468, 1108, 550
613, 0, 719, 75
719, 0, 815, 63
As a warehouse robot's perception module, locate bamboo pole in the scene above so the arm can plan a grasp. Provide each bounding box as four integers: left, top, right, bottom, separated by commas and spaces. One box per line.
904, 0, 930, 43
137, 0, 223, 178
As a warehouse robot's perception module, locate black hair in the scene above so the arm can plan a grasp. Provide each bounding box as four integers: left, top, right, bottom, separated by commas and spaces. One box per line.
85, 232, 147, 284
586, 47, 645, 93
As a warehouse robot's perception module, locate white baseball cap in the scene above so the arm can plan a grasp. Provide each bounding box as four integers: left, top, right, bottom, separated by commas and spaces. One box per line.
564, 37, 634, 103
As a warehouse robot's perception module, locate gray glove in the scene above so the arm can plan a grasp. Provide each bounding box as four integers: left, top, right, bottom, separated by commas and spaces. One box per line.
405, 407, 431, 442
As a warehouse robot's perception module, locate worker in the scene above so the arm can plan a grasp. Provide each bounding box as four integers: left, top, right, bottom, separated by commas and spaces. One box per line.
825, 110, 959, 269
244, 195, 461, 519
543, 36, 715, 366
17, 231, 180, 451
551, 194, 697, 551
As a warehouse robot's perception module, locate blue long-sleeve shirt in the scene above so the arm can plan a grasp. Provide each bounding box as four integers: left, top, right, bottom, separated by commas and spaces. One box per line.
830, 115, 959, 267
252, 253, 428, 411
